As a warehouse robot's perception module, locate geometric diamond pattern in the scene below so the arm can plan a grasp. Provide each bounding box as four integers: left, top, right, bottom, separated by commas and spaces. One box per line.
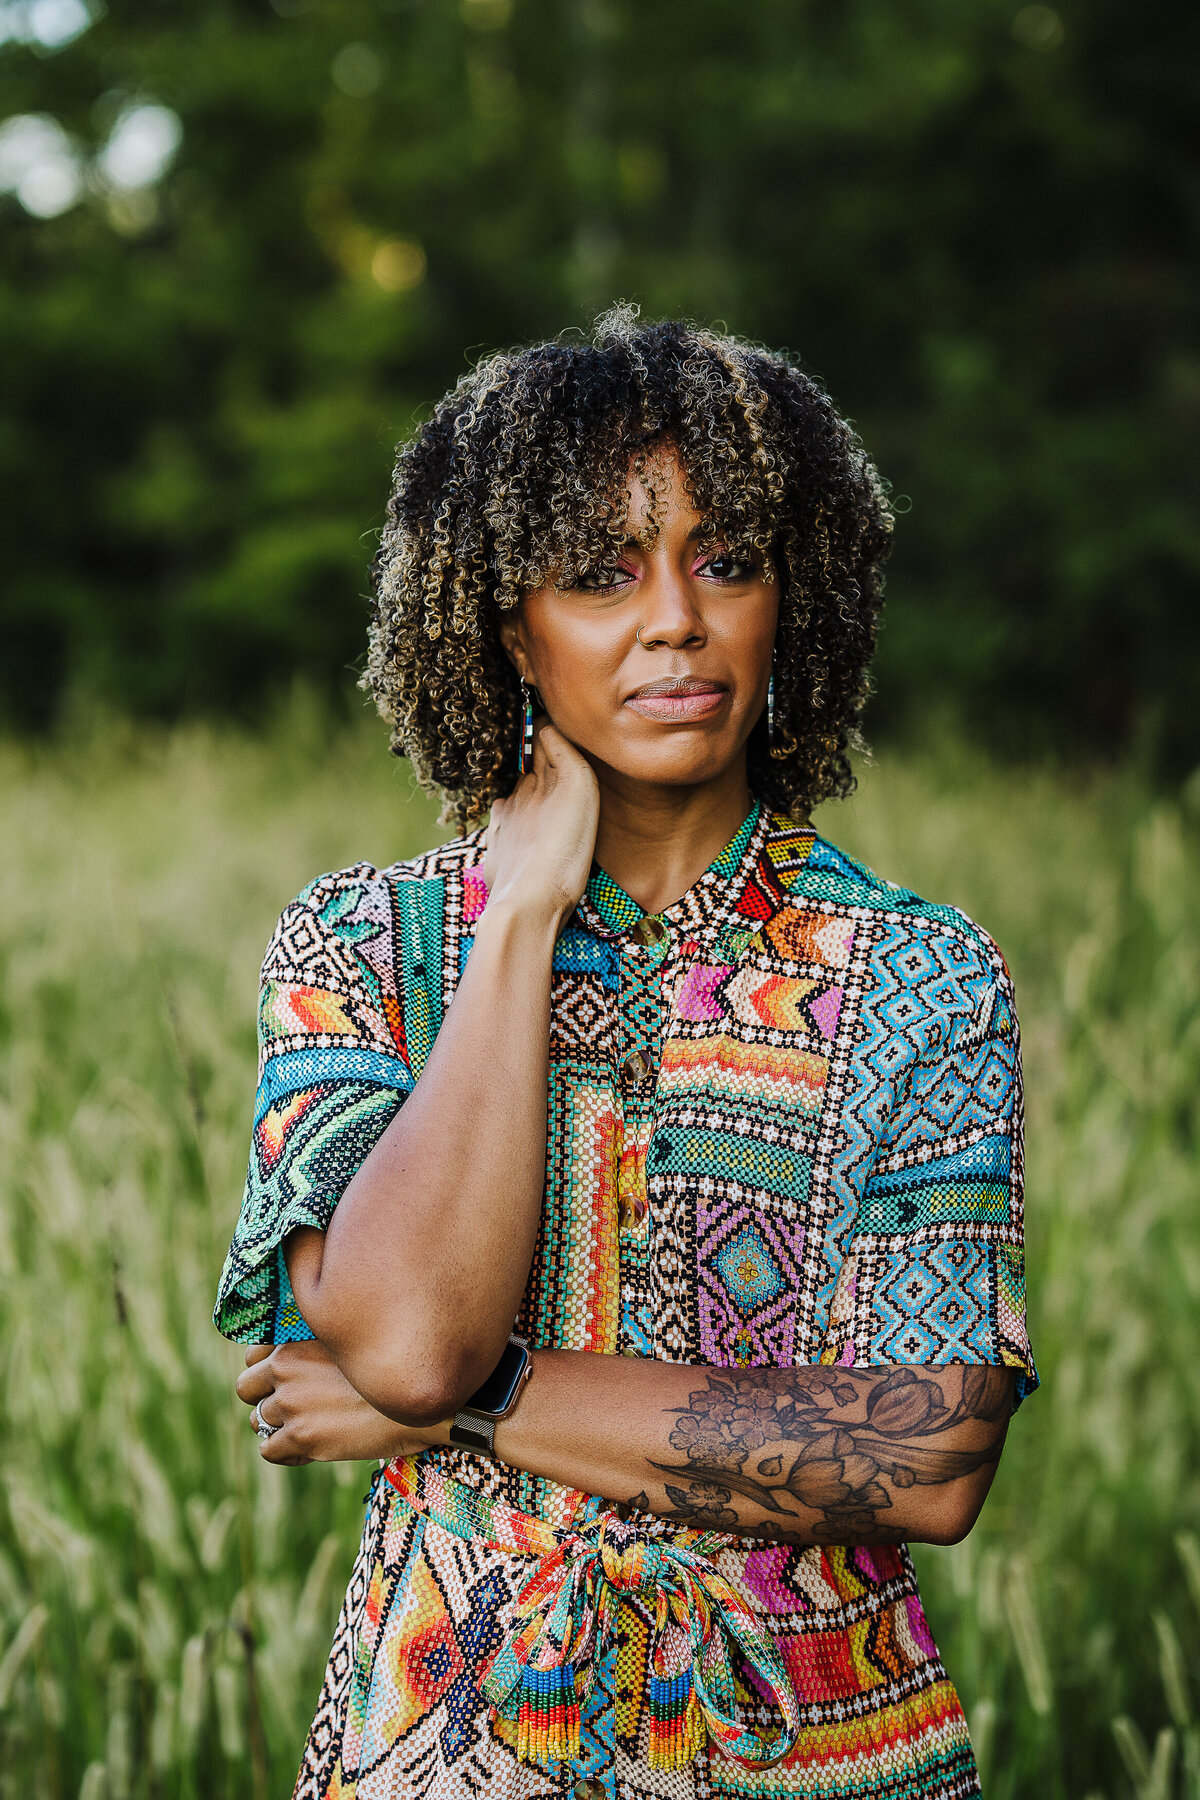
714, 1223, 789, 1317
872, 1241, 992, 1366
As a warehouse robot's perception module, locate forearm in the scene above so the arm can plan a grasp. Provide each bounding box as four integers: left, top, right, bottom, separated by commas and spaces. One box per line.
484, 1353, 1013, 1546
288, 900, 560, 1421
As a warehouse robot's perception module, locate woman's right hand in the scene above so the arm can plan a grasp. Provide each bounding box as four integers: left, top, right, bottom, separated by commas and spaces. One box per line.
483, 720, 600, 931
236, 1341, 445, 1466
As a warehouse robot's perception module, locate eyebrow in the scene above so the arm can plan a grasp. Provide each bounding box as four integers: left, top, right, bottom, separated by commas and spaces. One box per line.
612, 522, 712, 549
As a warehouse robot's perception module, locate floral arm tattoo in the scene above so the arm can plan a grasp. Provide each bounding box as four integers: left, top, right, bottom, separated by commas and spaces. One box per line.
622, 1365, 1013, 1544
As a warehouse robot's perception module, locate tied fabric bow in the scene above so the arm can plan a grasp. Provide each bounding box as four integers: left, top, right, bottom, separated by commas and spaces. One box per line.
479, 1514, 802, 1772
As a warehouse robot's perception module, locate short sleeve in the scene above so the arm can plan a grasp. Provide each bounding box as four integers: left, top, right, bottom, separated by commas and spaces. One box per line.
821, 944, 1038, 1408
213, 867, 415, 1343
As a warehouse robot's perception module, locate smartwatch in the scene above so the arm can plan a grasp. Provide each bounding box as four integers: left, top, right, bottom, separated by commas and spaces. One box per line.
449, 1333, 532, 1456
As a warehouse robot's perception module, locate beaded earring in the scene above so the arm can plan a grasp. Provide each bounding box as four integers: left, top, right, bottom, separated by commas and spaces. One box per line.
767, 667, 793, 759
518, 682, 535, 774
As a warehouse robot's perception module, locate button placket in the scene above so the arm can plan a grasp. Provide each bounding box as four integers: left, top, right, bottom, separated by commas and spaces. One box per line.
613, 918, 670, 1355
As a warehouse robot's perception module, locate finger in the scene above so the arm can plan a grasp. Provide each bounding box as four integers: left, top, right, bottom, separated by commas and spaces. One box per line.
258, 1425, 312, 1467
244, 1391, 284, 1438
236, 1363, 276, 1405
244, 1343, 273, 1368
532, 719, 586, 769
530, 717, 561, 769
256, 1395, 285, 1431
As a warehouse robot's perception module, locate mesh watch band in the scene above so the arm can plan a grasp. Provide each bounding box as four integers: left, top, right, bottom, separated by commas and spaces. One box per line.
447, 1332, 530, 1458
449, 1411, 497, 1455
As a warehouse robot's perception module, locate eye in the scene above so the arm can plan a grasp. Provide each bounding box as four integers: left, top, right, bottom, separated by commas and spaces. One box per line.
572, 561, 636, 592
698, 551, 757, 583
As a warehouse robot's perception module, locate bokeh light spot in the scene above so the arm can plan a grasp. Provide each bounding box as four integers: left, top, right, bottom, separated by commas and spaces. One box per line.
331, 42, 384, 97
0, 0, 97, 51
460, 0, 512, 30
371, 237, 426, 292
0, 112, 82, 216
97, 103, 182, 192
1012, 6, 1065, 50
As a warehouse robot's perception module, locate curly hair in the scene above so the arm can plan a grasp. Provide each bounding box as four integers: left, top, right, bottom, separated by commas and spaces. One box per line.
364, 306, 893, 829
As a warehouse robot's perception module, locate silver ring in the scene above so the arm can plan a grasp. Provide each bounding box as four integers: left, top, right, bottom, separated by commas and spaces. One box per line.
636, 626, 649, 647
250, 1406, 280, 1443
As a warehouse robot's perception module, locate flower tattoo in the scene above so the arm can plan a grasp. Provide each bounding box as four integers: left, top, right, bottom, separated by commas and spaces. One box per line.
639, 1364, 1012, 1543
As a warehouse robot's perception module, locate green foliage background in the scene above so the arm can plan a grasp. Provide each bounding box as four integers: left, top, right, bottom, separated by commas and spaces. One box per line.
2, 0, 1198, 765
3, 5, 1200, 1797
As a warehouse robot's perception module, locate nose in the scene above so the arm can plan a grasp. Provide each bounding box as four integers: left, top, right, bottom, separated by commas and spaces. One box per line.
634, 562, 708, 650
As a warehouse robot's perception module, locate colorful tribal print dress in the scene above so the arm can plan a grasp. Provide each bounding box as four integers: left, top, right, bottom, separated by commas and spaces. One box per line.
215, 803, 1037, 1800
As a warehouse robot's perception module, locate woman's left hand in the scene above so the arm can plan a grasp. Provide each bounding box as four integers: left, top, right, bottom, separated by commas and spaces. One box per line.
235, 1341, 446, 1466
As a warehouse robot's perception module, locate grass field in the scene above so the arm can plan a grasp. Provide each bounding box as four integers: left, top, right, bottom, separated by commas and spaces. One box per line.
1, 705, 1197, 1799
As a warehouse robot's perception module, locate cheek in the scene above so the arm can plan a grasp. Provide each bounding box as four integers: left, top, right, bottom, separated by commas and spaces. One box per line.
531, 626, 626, 715
722, 592, 778, 677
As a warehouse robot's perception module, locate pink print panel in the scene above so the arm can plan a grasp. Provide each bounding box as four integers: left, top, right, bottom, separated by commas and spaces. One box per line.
674, 962, 732, 1022
462, 867, 489, 925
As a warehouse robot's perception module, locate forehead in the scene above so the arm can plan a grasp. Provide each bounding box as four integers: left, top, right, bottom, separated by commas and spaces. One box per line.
616, 442, 705, 544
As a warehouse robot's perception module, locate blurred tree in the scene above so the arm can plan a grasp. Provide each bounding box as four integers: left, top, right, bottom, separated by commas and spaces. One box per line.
0, 0, 1196, 768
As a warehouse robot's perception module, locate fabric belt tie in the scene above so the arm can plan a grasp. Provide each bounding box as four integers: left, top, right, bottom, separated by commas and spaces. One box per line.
383, 1456, 802, 1773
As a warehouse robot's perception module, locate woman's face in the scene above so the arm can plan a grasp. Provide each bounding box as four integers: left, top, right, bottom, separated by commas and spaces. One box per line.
499, 446, 778, 794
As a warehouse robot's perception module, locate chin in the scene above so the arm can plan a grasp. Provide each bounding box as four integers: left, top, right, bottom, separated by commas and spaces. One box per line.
600, 741, 742, 789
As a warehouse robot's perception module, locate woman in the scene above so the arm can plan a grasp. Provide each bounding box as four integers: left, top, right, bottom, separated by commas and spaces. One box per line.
217, 311, 1036, 1800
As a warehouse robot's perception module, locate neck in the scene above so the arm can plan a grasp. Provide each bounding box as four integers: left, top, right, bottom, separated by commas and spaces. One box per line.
589, 756, 756, 915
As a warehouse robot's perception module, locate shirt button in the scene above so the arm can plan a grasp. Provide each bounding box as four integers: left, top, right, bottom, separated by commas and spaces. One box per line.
619, 1194, 649, 1232
621, 1050, 649, 1083
633, 915, 667, 948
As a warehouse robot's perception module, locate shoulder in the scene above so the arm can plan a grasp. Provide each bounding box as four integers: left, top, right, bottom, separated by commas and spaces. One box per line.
385, 826, 489, 886
282, 829, 486, 923
781, 826, 1016, 1034
262, 829, 488, 979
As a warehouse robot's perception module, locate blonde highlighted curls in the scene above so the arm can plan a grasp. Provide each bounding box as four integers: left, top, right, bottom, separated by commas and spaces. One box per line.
363, 307, 893, 828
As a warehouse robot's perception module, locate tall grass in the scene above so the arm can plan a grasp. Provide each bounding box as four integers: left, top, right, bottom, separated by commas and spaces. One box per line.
0, 705, 1196, 1798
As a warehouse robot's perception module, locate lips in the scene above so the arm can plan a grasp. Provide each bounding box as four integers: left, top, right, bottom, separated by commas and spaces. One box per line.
624, 676, 729, 723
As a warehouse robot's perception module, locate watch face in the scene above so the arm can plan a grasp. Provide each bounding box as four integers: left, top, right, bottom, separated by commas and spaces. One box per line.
468, 1341, 528, 1418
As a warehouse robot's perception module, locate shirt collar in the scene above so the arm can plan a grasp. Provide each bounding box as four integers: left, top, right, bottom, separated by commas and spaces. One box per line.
577, 800, 813, 951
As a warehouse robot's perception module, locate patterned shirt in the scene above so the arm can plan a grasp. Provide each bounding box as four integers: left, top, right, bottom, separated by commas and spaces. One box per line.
216, 804, 1036, 1800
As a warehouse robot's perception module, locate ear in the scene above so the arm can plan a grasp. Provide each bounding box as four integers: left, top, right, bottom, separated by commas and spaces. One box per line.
497, 607, 531, 683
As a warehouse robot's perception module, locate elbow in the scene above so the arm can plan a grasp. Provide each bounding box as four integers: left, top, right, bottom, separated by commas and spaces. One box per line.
343, 1340, 485, 1429
295, 1264, 506, 1424
377, 1377, 464, 1430
918, 1485, 987, 1548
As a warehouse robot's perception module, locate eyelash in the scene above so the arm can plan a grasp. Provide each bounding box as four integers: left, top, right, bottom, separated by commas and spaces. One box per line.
572, 553, 754, 593
700, 553, 755, 583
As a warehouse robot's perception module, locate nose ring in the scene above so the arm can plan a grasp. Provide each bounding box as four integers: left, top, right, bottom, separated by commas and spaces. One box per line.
636, 626, 649, 648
